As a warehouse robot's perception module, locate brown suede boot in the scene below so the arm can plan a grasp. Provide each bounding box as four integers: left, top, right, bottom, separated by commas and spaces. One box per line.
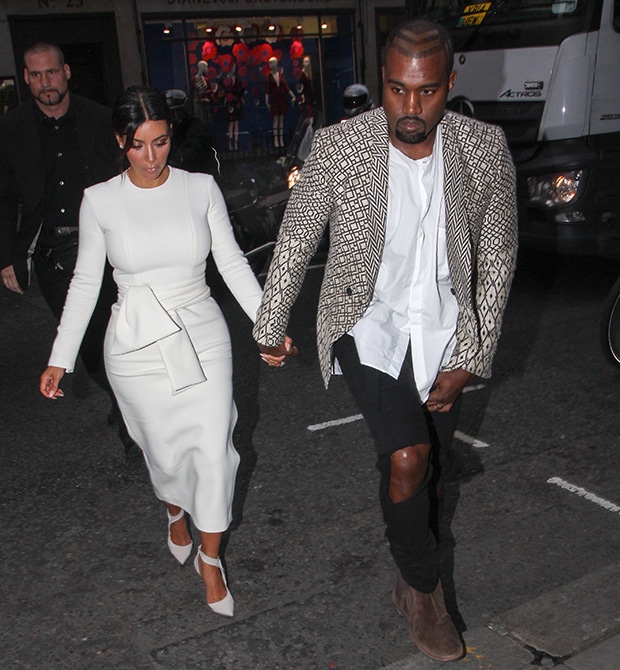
392, 572, 464, 662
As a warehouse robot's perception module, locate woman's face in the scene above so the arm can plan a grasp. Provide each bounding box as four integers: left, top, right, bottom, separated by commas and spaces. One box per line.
118, 120, 171, 188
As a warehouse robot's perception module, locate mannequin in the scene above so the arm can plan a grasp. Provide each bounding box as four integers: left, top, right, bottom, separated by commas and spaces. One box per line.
194, 60, 216, 124
265, 56, 295, 148
224, 63, 244, 151
298, 55, 315, 122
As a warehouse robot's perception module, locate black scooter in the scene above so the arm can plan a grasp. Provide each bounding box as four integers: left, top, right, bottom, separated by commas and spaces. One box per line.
223, 177, 285, 277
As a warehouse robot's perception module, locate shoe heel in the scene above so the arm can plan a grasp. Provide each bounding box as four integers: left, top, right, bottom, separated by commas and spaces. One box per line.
194, 548, 235, 617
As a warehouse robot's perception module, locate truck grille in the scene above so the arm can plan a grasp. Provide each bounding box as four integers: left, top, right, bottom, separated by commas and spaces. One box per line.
449, 100, 545, 146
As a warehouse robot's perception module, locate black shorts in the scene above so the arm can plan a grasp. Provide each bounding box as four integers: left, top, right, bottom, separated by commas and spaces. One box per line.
333, 335, 460, 460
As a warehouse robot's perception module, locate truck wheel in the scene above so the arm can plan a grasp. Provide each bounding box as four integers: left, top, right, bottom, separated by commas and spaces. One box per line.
600, 276, 620, 367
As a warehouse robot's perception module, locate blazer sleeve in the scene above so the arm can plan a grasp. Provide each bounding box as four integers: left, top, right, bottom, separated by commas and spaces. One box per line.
252, 127, 333, 346
48, 189, 108, 372
0, 120, 20, 271
446, 124, 518, 377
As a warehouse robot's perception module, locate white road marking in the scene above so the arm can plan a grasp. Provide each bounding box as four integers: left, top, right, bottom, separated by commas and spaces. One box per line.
454, 430, 489, 448
307, 414, 363, 431
547, 477, 620, 514
307, 415, 491, 454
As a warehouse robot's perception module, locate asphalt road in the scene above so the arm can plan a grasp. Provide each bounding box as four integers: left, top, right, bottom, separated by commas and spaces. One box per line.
1, 248, 619, 669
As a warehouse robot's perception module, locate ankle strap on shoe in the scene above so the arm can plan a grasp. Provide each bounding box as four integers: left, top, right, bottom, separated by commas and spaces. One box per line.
167, 509, 185, 524
197, 547, 221, 568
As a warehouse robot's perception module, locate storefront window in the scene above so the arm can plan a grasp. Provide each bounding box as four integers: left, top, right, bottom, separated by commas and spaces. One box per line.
143, 13, 355, 156
0, 77, 18, 114
144, 20, 185, 40
145, 39, 188, 94
322, 32, 355, 123
375, 9, 407, 105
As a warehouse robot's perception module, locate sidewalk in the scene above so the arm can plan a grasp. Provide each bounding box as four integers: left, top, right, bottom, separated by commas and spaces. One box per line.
385, 562, 620, 669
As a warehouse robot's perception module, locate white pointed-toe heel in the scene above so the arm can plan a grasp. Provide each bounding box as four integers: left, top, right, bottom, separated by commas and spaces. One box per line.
194, 547, 235, 617
166, 509, 192, 565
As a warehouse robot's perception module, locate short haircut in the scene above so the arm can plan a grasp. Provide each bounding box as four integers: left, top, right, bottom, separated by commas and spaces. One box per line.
23, 42, 65, 68
385, 19, 454, 77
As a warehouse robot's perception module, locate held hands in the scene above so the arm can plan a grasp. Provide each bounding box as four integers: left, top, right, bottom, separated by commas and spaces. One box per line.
426, 368, 474, 413
40, 366, 66, 399
258, 335, 298, 368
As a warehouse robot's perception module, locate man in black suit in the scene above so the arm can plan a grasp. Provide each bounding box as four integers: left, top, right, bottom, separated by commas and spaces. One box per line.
0, 42, 139, 460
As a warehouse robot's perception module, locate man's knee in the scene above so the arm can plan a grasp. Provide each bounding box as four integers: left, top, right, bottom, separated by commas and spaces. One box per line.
389, 444, 431, 502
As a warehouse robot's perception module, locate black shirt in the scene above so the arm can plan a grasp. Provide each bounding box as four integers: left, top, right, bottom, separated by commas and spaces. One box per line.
36, 102, 88, 248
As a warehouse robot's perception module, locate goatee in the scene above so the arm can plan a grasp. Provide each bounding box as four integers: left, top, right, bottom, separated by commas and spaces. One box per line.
37, 88, 67, 107
395, 116, 427, 145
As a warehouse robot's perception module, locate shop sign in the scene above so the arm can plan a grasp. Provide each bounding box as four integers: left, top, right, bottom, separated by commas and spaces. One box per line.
156, 0, 356, 9
8, 0, 114, 13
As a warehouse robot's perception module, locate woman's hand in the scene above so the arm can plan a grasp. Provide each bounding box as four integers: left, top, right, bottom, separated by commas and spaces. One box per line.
258, 335, 298, 368
40, 366, 66, 399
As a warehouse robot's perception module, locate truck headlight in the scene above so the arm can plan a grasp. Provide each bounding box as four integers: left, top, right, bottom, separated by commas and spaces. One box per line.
527, 170, 583, 207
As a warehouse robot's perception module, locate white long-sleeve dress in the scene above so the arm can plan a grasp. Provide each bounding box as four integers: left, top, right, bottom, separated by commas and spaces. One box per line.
48, 167, 263, 532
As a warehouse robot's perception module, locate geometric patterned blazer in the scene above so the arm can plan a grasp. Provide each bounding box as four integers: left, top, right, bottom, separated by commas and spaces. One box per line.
253, 108, 518, 387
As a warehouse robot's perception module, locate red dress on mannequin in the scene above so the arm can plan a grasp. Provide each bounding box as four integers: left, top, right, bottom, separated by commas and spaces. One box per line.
265, 69, 292, 117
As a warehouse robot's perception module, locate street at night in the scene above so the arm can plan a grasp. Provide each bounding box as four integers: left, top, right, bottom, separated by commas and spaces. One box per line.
1, 249, 619, 668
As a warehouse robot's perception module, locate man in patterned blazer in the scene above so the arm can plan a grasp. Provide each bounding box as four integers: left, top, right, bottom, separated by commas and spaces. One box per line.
254, 19, 517, 662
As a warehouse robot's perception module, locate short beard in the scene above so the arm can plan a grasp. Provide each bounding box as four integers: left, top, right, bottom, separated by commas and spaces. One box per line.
395, 127, 427, 144
36, 87, 67, 107
394, 117, 427, 144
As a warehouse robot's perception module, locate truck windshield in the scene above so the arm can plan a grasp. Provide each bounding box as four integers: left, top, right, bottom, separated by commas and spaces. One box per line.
417, 0, 601, 50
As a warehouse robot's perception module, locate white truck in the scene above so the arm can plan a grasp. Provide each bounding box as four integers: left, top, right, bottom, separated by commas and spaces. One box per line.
409, 0, 620, 256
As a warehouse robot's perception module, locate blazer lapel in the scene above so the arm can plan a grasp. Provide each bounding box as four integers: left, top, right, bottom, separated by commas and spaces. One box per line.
364, 112, 389, 288
440, 116, 472, 306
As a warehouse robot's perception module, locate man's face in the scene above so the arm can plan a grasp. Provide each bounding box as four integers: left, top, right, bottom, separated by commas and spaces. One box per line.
24, 49, 71, 109
382, 45, 456, 159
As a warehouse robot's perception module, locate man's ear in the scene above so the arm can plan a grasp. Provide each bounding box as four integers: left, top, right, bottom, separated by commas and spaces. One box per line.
448, 70, 457, 91
64, 64, 71, 81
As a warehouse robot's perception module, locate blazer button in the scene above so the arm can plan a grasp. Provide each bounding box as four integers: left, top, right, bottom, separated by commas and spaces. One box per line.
346, 287, 353, 296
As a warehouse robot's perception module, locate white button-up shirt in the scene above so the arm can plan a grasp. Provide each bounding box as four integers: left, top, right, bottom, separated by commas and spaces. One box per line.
349, 128, 458, 402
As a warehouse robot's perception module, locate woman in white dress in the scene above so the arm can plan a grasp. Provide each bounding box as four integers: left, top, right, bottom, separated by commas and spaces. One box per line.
40, 86, 292, 616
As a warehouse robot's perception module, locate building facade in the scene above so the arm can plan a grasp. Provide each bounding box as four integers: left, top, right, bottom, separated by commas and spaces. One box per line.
0, 0, 409, 151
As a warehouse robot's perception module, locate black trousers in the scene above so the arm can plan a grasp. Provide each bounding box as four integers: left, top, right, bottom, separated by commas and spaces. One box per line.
333, 334, 461, 593
34, 251, 132, 446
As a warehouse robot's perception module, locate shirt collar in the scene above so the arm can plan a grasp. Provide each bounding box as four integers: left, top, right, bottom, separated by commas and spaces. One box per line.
33, 95, 75, 127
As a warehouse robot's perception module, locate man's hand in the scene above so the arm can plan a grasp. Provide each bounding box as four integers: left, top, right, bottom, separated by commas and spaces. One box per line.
1, 265, 23, 294
426, 368, 475, 412
258, 335, 298, 368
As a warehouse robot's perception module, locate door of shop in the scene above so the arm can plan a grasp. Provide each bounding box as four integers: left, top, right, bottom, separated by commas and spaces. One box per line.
9, 14, 123, 107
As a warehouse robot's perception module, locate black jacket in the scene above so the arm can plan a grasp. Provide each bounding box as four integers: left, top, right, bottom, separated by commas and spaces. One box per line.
0, 94, 119, 289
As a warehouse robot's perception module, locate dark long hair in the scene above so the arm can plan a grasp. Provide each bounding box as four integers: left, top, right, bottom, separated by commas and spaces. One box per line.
112, 85, 171, 169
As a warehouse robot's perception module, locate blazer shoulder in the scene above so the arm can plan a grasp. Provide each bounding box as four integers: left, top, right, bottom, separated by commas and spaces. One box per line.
71, 94, 113, 122
442, 111, 508, 146
0, 100, 35, 131
313, 107, 388, 153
